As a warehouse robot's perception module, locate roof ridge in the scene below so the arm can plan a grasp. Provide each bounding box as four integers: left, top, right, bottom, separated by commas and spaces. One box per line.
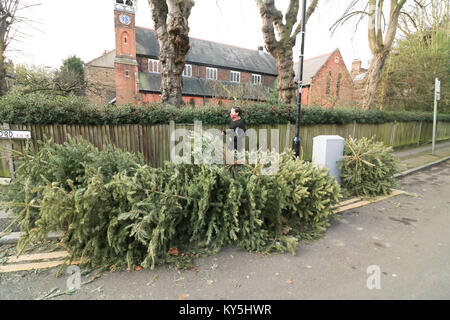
136, 25, 268, 56
85, 49, 115, 65
294, 50, 335, 64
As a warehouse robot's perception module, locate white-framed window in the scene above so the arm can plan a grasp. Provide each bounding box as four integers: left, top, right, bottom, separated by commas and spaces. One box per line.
148, 59, 160, 73
183, 64, 192, 77
230, 71, 240, 83
335, 55, 339, 64
206, 67, 217, 80
125, 70, 129, 78
251, 74, 262, 85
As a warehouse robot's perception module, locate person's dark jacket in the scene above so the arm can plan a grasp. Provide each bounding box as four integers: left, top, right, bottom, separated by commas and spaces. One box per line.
229, 118, 246, 150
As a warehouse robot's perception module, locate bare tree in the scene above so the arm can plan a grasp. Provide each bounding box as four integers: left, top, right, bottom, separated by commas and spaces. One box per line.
398, 0, 449, 36
148, 0, 194, 107
0, 0, 38, 96
255, 0, 319, 105
0, 0, 20, 95
332, 0, 407, 109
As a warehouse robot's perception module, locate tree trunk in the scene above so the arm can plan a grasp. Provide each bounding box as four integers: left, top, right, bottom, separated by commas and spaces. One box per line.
360, 0, 406, 109
255, 0, 319, 105
149, 0, 194, 107
362, 49, 390, 109
0, 16, 9, 96
276, 49, 296, 104
0, 48, 7, 96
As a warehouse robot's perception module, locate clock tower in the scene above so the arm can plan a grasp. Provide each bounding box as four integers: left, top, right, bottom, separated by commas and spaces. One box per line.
114, 0, 139, 105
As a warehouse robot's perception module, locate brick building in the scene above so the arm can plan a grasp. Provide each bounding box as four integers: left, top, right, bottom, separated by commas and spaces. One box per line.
293, 49, 354, 107
85, 0, 277, 106
350, 59, 368, 104
85, 0, 357, 107
84, 50, 116, 105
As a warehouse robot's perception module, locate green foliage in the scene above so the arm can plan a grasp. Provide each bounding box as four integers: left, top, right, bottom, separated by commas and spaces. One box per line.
1, 91, 450, 126
8, 64, 86, 97
340, 136, 399, 197
1, 139, 341, 270
1, 136, 145, 247
379, 21, 449, 112
60, 55, 84, 82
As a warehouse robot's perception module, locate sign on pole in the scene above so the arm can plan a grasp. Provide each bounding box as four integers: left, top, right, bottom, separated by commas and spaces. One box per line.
432, 78, 439, 155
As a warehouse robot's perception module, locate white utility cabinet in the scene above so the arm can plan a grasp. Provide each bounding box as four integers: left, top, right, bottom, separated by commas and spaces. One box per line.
312, 135, 345, 184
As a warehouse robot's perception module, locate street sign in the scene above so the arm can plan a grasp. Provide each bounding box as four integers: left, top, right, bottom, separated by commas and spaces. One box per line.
432, 78, 440, 155
0, 130, 31, 139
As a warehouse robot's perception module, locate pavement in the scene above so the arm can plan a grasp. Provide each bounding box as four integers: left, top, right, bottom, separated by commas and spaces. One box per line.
0, 141, 449, 300
394, 140, 450, 172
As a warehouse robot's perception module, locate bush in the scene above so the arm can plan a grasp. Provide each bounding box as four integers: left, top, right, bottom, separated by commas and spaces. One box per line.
340, 136, 399, 197
1, 138, 341, 270
1, 90, 449, 125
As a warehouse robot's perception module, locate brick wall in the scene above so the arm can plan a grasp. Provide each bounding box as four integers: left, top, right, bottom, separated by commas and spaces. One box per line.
141, 92, 233, 107
308, 50, 354, 107
114, 62, 138, 105
84, 65, 116, 105
137, 56, 276, 88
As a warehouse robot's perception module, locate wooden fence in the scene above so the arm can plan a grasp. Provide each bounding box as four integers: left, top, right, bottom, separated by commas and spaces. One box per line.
1, 121, 450, 178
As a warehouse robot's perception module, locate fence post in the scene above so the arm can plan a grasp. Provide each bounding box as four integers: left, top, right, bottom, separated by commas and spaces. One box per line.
417, 121, 422, 145
285, 122, 291, 152
2, 123, 15, 180
390, 121, 397, 147
352, 120, 356, 138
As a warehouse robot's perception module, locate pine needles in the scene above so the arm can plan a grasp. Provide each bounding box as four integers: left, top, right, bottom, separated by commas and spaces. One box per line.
340, 136, 399, 197
2, 138, 341, 270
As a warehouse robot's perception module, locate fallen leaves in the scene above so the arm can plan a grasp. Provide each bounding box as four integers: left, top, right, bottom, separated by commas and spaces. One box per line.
146, 275, 159, 286
168, 247, 179, 256
178, 293, 189, 300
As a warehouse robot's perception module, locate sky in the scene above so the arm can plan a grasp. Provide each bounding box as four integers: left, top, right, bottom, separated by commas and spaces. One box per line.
7, 0, 373, 72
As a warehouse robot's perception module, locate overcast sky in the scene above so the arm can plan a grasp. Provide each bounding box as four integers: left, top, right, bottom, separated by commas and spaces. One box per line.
8, 0, 373, 71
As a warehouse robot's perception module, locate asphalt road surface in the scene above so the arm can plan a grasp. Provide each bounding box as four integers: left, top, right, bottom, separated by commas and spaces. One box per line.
0, 162, 449, 300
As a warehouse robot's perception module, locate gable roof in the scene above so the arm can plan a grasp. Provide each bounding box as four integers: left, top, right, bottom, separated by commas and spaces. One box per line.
293, 50, 339, 86
85, 49, 116, 68
136, 27, 278, 76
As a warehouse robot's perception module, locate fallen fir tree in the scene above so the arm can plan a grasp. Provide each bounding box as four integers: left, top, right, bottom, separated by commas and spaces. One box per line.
340, 136, 399, 197
1, 137, 340, 270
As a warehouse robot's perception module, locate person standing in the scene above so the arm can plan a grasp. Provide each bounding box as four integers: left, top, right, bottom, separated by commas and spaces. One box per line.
222, 106, 246, 163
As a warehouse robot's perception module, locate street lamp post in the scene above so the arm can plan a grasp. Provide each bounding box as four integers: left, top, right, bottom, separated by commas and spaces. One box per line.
292, 0, 307, 157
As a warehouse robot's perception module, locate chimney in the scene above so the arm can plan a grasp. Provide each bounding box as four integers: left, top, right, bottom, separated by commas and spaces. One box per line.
351, 59, 362, 79
258, 46, 264, 55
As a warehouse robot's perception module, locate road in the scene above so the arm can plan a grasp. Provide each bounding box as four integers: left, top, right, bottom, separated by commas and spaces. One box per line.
0, 161, 449, 300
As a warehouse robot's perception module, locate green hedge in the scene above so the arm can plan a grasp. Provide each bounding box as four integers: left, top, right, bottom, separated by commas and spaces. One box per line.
1, 91, 450, 126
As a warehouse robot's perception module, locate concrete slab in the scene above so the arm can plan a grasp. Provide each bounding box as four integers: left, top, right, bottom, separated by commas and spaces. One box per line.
0, 231, 62, 245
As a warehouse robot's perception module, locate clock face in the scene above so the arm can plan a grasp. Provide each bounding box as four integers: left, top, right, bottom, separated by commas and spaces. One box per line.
119, 15, 131, 25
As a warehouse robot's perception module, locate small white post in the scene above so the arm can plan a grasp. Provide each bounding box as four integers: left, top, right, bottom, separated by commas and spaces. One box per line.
432, 78, 440, 155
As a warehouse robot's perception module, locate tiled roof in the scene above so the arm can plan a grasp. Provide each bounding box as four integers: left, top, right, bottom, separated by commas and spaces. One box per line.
85, 50, 116, 68
136, 27, 278, 76
293, 51, 335, 86
139, 72, 271, 100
